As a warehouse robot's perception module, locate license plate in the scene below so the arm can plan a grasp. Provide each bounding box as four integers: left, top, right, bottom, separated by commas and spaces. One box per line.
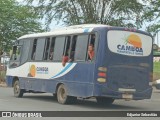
122, 94, 133, 99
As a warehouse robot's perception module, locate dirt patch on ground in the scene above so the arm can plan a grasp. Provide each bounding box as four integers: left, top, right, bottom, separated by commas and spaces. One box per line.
0, 82, 7, 87
0, 70, 6, 87
153, 72, 160, 81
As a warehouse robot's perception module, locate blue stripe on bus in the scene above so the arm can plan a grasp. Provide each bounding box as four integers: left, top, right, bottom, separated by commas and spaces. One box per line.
84, 28, 89, 33
50, 63, 73, 79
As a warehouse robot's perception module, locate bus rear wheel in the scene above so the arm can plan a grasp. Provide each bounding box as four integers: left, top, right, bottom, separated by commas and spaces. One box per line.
96, 97, 114, 105
13, 80, 24, 98
57, 84, 77, 104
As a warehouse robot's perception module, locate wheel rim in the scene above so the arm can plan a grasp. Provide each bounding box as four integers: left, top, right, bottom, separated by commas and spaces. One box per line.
59, 87, 66, 100
14, 82, 20, 95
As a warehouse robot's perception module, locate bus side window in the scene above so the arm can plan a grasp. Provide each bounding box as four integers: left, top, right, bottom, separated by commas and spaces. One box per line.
49, 37, 56, 60
11, 46, 21, 61
87, 34, 96, 61
74, 35, 89, 62
31, 39, 37, 60
53, 37, 65, 61
21, 40, 30, 64
62, 36, 71, 66
34, 38, 46, 61
10, 46, 16, 60
43, 38, 50, 60
69, 36, 77, 62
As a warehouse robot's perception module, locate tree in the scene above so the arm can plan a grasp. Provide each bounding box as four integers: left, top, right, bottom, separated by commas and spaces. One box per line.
0, 0, 44, 55
142, 0, 160, 34
26, 0, 145, 29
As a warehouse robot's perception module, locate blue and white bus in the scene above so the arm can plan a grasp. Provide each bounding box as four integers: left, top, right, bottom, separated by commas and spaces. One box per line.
6, 24, 153, 105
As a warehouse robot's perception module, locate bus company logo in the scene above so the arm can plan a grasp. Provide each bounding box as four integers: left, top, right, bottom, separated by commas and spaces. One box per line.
28, 65, 49, 77
117, 34, 143, 55
28, 65, 36, 77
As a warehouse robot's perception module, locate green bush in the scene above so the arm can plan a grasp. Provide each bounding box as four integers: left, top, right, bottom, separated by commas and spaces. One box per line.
153, 62, 160, 80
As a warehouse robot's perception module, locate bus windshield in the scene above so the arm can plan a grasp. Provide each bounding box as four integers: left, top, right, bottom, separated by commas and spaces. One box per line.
107, 30, 152, 57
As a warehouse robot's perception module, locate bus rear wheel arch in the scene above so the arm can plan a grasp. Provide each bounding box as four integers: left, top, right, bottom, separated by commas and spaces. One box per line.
96, 97, 114, 105
56, 84, 77, 104
13, 79, 24, 98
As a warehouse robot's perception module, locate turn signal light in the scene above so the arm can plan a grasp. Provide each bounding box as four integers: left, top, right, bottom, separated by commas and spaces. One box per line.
97, 78, 106, 83
98, 67, 107, 72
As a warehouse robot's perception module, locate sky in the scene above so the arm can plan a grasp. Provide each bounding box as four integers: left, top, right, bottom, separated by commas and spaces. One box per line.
15, 0, 151, 30
16, 0, 160, 46
16, 0, 64, 30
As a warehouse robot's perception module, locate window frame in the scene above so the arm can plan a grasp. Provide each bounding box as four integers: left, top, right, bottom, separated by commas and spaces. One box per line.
74, 34, 90, 62
86, 33, 98, 61
20, 32, 98, 63
30, 39, 38, 61
9, 40, 23, 68
52, 36, 66, 62
43, 37, 51, 61
20, 39, 31, 65
47, 37, 56, 61
34, 37, 46, 61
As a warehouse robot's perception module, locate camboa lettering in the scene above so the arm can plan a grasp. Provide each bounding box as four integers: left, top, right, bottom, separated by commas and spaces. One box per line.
36, 67, 48, 71
117, 45, 143, 55
36, 67, 48, 74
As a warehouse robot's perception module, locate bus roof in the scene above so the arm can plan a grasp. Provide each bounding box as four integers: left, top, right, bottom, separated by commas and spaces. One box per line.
18, 24, 110, 40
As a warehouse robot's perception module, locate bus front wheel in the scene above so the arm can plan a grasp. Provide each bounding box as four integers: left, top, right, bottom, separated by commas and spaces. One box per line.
13, 80, 24, 98
57, 84, 77, 104
96, 97, 114, 105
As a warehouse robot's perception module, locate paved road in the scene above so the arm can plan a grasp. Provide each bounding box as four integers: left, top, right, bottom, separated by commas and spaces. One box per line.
0, 87, 160, 111
0, 87, 160, 120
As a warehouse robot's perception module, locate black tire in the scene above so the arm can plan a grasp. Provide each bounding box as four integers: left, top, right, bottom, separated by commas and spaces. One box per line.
57, 84, 77, 104
96, 97, 114, 105
13, 80, 24, 98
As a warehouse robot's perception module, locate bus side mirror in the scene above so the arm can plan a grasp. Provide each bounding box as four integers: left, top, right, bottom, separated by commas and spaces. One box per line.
13, 46, 17, 54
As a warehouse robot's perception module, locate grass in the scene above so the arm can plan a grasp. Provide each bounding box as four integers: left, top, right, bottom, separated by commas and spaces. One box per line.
154, 62, 160, 72
153, 62, 160, 80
